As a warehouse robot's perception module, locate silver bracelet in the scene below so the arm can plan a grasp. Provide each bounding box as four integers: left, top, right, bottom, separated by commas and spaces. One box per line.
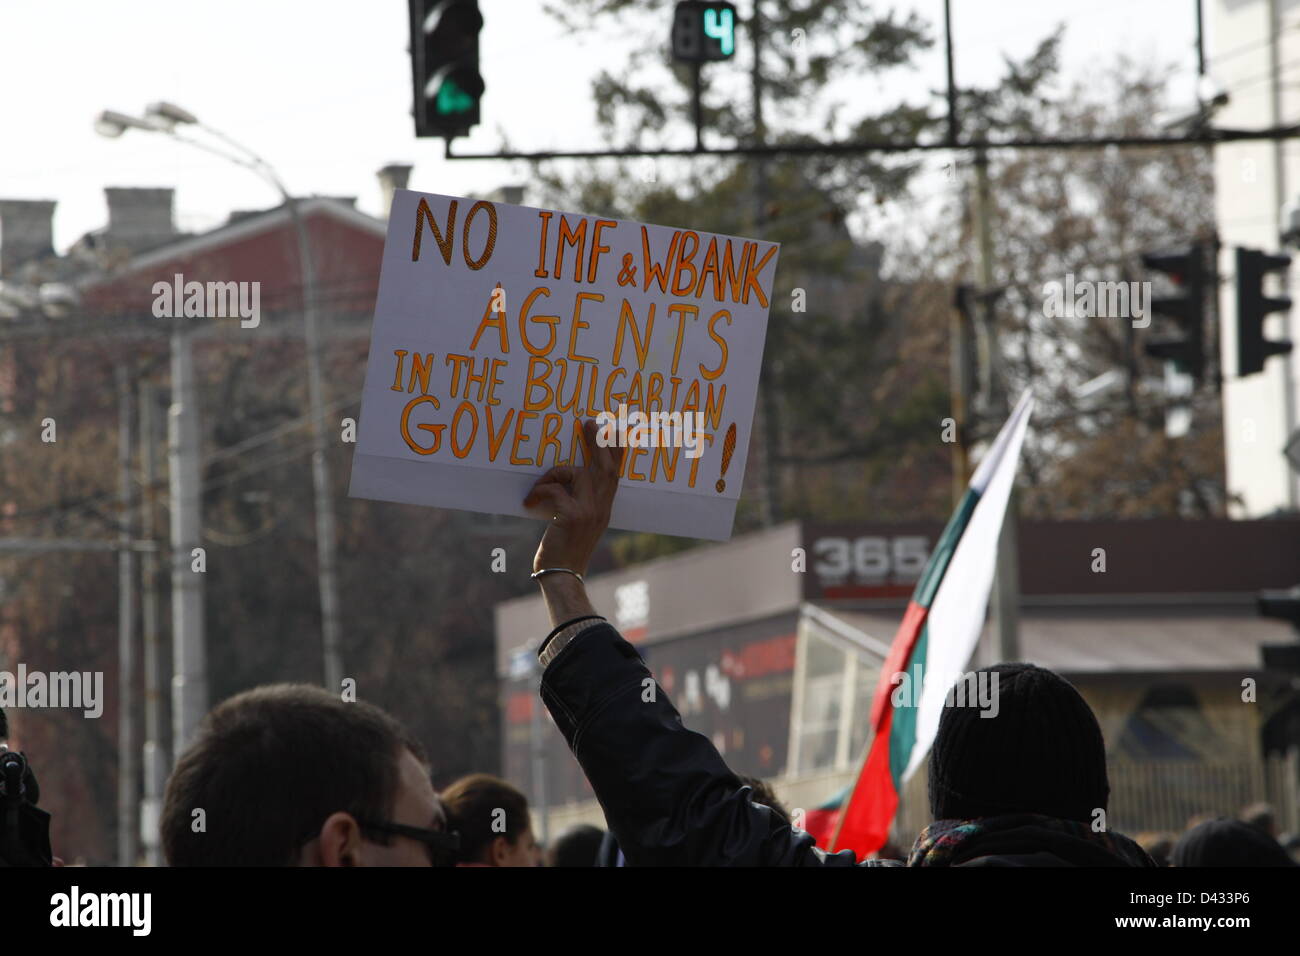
530, 567, 584, 584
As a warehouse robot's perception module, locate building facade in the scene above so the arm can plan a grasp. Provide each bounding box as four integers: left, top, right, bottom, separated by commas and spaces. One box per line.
496, 518, 1300, 844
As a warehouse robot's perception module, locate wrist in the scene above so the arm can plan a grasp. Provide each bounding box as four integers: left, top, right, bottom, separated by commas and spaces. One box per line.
535, 570, 596, 627
530, 567, 585, 585
532, 554, 591, 577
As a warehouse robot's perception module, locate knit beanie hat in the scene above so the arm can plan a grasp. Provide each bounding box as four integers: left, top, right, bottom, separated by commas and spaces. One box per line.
928, 663, 1109, 824
1172, 818, 1297, 867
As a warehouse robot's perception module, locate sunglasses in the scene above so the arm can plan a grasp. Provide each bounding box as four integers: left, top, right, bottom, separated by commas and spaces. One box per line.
356, 818, 461, 867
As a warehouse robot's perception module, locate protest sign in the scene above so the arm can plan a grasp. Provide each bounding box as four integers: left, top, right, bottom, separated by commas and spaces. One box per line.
348, 189, 779, 539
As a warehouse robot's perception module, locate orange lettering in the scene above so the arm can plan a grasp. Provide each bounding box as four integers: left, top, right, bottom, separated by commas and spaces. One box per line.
412, 198, 455, 264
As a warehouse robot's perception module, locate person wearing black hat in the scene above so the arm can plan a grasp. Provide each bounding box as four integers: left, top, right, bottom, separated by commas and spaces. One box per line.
911, 663, 1152, 866
1172, 818, 1297, 867
520, 422, 1154, 866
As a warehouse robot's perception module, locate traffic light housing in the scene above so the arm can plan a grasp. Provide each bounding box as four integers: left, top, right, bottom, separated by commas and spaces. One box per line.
1141, 242, 1208, 381
1236, 247, 1294, 377
410, 0, 484, 139
671, 1, 738, 62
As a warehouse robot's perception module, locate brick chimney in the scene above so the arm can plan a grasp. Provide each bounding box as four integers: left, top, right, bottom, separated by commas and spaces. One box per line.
491, 185, 525, 206
0, 199, 56, 279
377, 163, 413, 218
104, 187, 176, 252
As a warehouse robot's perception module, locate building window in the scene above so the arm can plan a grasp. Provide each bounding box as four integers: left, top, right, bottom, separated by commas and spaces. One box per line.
789, 620, 881, 775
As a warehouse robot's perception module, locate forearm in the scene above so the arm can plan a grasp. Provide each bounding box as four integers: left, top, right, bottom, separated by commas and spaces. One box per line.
537, 620, 837, 866
536, 572, 597, 628
522, 426, 847, 865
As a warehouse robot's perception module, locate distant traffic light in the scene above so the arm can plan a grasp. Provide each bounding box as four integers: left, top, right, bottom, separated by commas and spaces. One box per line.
1141, 242, 1208, 382
671, 1, 738, 62
409, 0, 484, 140
1236, 247, 1294, 377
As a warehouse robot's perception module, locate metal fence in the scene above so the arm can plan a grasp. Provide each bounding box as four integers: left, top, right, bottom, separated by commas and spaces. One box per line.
891, 750, 1300, 849
1106, 751, 1300, 836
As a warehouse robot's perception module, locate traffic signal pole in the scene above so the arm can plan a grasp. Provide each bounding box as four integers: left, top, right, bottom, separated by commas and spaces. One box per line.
445, 125, 1300, 162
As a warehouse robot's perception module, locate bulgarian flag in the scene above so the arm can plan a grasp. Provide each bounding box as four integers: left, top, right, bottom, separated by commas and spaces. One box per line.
829, 391, 1034, 857
802, 785, 849, 848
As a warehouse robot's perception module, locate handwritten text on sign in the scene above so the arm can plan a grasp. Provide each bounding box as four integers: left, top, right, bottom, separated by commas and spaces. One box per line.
348, 190, 779, 540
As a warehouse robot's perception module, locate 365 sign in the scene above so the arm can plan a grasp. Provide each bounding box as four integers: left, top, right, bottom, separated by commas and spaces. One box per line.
810, 534, 932, 599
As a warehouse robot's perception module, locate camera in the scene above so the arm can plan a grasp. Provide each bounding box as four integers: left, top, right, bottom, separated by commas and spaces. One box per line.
0, 708, 53, 867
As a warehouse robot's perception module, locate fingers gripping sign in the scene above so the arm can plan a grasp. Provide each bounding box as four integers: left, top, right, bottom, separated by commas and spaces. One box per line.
525, 419, 626, 576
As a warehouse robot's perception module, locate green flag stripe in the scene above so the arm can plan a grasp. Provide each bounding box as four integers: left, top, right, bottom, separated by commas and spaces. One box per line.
888, 621, 929, 788
913, 488, 979, 609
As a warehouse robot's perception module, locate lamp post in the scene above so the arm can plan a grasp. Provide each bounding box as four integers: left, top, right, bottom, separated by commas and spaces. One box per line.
96, 104, 348, 686
97, 103, 345, 695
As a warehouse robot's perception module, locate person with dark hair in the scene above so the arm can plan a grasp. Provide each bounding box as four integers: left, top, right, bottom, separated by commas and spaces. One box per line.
161, 683, 454, 867
1135, 832, 1177, 867
440, 773, 537, 866
737, 775, 791, 826
1282, 833, 1300, 864
1239, 802, 1278, 839
519, 420, 1153, 867
1172, 818, 1297, 867
873, 842, 906, 862
546, 823, 605, 867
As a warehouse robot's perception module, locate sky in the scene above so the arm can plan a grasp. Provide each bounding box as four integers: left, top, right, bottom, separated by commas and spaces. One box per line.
0, 0, 1207, 253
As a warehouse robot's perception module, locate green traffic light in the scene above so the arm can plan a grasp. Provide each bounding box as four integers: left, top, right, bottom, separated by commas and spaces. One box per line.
435, 78, 476, 115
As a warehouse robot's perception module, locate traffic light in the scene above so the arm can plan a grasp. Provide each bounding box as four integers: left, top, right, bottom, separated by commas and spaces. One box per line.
1141, 242, 1208, 381
409, 0, 484, 139
671, 1, 738, 62
1236, 247, 1294, 377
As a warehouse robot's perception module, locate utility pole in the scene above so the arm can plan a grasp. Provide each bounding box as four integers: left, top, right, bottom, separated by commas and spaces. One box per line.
138, 380, 165, 866
973, 151, 1021, 663
945, 0, 972, 504
169, 326, 207, 755
91, 105, 345, 692
284, 198, 345, 691
951, 285, 975, 502
751, 0, 779, 525
116, 367, 138, 867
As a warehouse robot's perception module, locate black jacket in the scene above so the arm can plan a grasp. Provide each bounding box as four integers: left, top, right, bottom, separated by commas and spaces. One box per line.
539, 620, 1153, 868
540, 619, 884, 866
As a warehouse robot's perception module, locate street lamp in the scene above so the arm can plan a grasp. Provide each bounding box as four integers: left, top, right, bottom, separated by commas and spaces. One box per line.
94, 110, 163, 138
99, 102, 344, 677
97, 103, 344, 685
96, 104, 347, 853
143, 102, 199, 129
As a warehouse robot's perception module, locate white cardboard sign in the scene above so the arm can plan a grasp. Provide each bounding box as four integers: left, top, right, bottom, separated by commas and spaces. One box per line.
348, 189, 779, 540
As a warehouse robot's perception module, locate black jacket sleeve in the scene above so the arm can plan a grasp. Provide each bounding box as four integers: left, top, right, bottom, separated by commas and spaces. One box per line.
539, 620, 871, 867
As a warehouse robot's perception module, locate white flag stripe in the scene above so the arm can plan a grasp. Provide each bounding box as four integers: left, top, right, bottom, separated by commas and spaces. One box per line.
902, 390, 1035, 781
969, 389, 1035, 495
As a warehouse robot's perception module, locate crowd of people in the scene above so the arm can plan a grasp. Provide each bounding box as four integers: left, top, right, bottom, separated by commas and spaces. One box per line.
4, 420, 1299, 867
